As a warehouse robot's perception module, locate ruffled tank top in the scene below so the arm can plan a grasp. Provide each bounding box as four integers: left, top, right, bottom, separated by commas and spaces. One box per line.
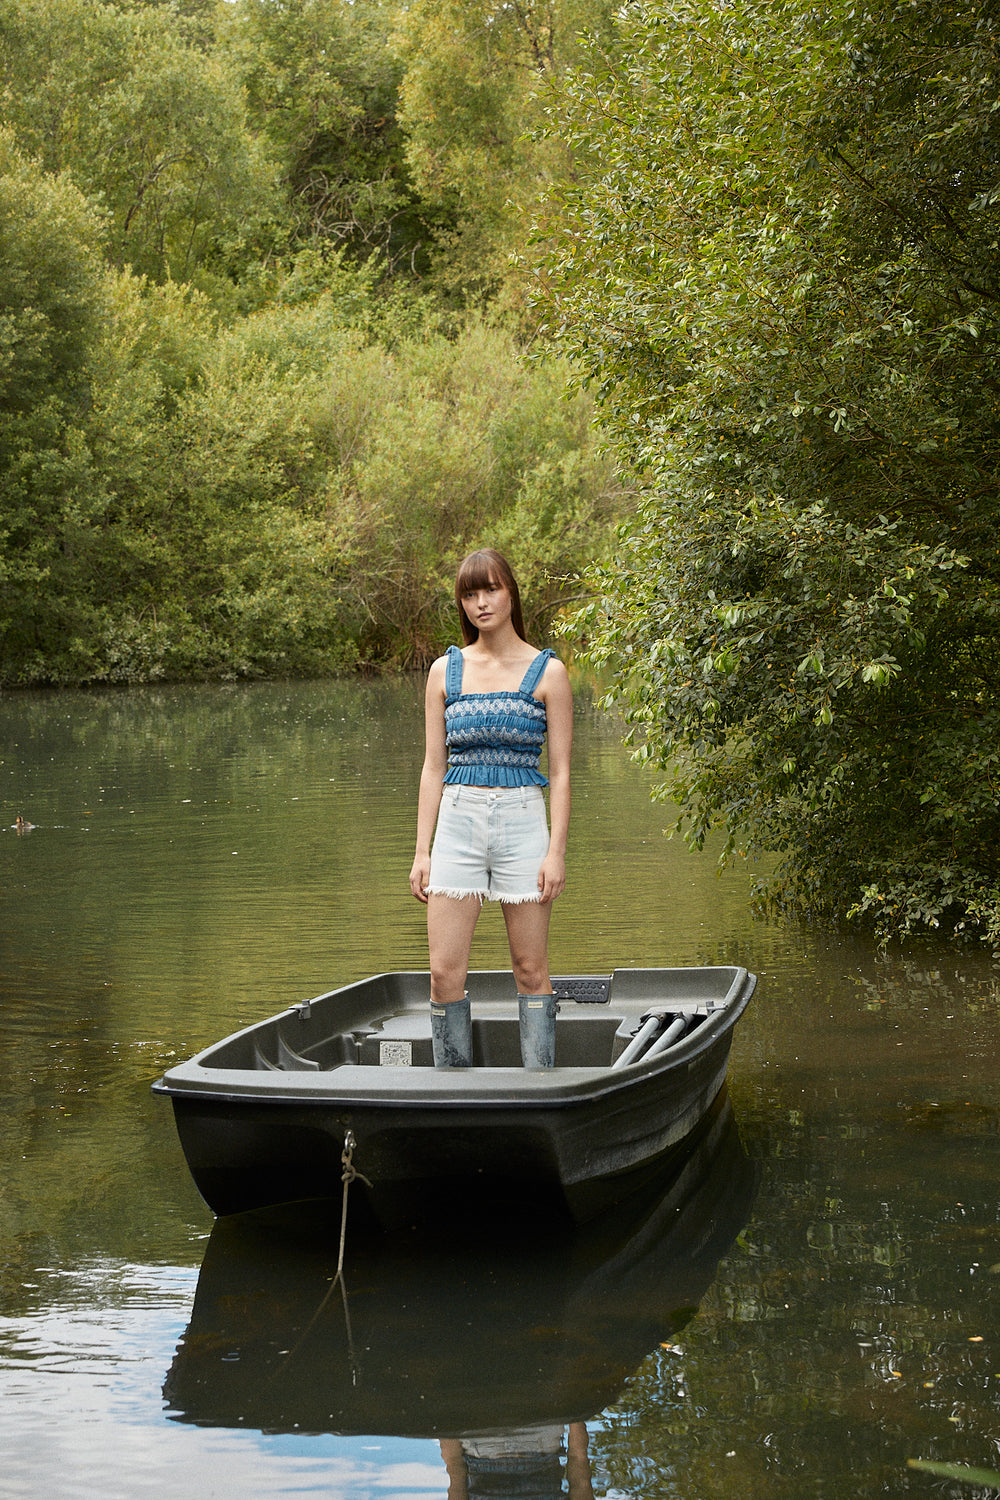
443, 645, 555, 787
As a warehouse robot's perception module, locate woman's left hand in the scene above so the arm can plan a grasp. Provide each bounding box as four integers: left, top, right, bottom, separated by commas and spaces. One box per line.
409, 853, 431, 903
537, 852, 566, 904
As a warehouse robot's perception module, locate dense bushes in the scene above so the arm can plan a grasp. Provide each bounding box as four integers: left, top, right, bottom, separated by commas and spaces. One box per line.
0, 0, 624, 685
537, 0, 1000, 943
0, 176, 618, 683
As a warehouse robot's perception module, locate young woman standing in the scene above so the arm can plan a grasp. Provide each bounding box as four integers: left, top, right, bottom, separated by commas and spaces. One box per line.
409, 549, 573, 1068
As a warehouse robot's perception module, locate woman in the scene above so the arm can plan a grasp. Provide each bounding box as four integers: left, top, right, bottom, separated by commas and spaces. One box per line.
409, 549, 573, 1068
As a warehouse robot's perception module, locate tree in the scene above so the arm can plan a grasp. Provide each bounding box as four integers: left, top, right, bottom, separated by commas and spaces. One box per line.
72, 274, 358, 683
393, 0, 618, 299
0, 0, 625, 686
537, 0, 1000, 944
0, 131, 109, 679
0, 0, 271, 284
225, 0, 432, 273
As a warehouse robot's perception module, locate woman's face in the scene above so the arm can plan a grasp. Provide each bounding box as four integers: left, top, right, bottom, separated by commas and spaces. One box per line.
461, 576, 512, 634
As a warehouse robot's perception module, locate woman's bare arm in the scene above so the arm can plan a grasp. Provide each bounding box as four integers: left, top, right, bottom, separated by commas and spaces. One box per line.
409, 657, 448, 902
538, 659, 572, 903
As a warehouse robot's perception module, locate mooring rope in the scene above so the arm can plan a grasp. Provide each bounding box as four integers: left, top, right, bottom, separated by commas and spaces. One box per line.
336, 1128, 372, 1280
268, 1126, 372, 1385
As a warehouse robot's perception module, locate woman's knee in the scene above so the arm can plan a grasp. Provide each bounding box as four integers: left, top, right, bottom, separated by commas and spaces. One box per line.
429, 955, 468, 996
510, 955, 551, 995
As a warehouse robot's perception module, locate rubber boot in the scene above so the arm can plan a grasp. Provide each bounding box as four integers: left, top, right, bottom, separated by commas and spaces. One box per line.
518, 993, 557, 1068
430, 993, 472, 1068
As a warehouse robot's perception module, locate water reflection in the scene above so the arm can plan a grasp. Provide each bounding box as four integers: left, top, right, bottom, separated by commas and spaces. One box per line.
163, 1092, 757, 1445
440, 1425, 592, 1500
5, 679, 1000, 1497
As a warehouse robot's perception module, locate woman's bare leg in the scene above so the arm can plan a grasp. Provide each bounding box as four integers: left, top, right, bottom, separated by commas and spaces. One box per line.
427, 893, 483, 1004
503, 900, 557, 1066
501, 899, 553, 995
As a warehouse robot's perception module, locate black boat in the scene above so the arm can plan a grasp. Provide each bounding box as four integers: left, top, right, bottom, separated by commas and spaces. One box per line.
152, 964, 756, 1222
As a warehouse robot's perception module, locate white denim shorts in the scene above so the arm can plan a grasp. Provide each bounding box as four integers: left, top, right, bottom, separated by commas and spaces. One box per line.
427, 784, 549, 903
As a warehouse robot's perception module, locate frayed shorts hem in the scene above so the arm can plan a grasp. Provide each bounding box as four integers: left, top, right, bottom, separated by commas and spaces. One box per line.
425, 885, 541, 905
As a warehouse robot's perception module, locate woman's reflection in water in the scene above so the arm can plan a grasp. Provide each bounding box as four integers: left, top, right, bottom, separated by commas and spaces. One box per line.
441, 1422, 594, 1500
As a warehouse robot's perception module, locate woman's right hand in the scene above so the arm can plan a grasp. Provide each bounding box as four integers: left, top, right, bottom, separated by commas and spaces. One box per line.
409, 853, 431, 903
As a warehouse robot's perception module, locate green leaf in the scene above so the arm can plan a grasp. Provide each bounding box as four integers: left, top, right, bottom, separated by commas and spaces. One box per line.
907, 1459, 1000, 1487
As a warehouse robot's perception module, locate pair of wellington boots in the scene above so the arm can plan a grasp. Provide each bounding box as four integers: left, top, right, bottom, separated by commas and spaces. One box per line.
430, 993, 557, 1069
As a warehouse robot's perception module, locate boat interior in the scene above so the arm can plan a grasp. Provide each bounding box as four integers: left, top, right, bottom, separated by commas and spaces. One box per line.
198, 968, 745, 1074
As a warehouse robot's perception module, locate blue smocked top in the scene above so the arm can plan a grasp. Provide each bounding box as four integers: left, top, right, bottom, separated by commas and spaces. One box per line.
443, 645, 555, 787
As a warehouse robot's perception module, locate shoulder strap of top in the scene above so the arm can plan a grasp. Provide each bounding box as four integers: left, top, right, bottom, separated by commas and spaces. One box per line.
518, 648, 555, 696
444, 644, 464, 697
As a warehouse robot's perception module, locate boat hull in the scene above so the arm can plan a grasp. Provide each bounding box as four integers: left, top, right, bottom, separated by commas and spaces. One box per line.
153, 966, 756, 1223
162, 1090, 759, 1436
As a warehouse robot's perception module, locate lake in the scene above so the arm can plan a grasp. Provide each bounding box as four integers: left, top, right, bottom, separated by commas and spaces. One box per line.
1, 676, 999, 1499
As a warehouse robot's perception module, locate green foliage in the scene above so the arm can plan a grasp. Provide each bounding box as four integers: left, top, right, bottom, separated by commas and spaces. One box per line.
0, 132, 110, 678
0, 211, 617, 682
81, 280, 354, 682
226, 0, 430, 272
0, 0, 626, 689
538, 0, 1000, 943
0, 131, 104, 413
393, 0, 618, 301
99, 295, 618, 676
310, 317, 621, 662
907, 1460, 1000, 1488
0, 0, 272, 283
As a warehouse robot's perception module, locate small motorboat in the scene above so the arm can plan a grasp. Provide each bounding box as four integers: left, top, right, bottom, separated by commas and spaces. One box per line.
152, 964, 756, 1223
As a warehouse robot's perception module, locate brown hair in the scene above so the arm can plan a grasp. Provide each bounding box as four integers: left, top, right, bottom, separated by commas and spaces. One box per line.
454, 548, 527, 645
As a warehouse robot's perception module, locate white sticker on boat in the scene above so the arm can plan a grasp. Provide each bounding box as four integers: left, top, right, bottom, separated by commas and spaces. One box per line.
379, 1040, 412, 1067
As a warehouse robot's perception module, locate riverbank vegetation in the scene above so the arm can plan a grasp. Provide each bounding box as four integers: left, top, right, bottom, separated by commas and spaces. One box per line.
537, 0, 1000, 944
3, 0, 999, 944
0, 0, 622, 684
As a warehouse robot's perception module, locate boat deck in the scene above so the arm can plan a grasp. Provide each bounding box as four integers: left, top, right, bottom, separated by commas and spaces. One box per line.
257, 1000, 713, 1073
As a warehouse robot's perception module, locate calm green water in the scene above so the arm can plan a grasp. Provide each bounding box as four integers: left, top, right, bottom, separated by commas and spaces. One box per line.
1, 678, 999, 1499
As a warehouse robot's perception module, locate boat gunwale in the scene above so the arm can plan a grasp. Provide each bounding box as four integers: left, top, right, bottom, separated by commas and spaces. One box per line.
151, 967, 756, 1111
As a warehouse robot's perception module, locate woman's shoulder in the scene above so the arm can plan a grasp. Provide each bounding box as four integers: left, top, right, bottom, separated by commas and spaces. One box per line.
529, 644, 566, 671
427, 645, 467, 696
429, 644, 465, 667
425, 653, 451, 694
535, 651, 571, 698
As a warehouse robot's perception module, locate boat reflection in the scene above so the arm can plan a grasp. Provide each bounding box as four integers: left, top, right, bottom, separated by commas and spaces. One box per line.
163, 1088, 758, 1443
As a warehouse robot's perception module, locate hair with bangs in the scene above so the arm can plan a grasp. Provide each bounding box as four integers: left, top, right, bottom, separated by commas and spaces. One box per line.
454, 548, 526, 645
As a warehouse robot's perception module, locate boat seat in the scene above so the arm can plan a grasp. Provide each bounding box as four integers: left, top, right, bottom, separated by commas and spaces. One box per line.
254, 1031, 357, 1070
